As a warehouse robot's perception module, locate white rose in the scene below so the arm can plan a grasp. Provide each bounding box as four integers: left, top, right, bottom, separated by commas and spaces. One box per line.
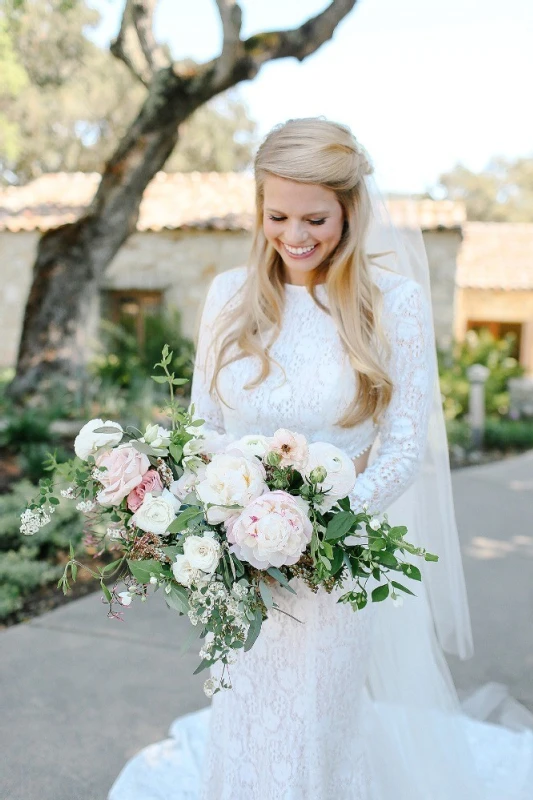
196, 453, 267, 524
172, 554, 198, 587
304, 442, 356, 510
169, 465, 207, 502
229, 434, 270, 460
131, 489, 181, 535
74, 418, 123, 461
183, 532, 221, 574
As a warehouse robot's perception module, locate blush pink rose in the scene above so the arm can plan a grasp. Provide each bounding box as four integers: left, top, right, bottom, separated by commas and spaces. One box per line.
126, 469, 164, 512
95, 445, 151, 507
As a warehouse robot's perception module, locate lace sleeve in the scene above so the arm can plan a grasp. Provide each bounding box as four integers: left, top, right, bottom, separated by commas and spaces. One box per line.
349, 279, 436, 515
189, 275, 226, 434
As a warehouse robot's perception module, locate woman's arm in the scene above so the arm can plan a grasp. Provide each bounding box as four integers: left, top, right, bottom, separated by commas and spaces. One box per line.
349, 279, 436, 514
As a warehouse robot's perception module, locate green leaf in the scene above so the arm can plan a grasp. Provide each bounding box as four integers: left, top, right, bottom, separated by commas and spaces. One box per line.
172, 378, 188, 385
151, 375, 168, 384
101, 583, 112, 603
266, 566, 297, 595
189, 419, 205, 427
193, 658, 212, 675
369, 537, 387, 551
325, 511, 356, 541
330, 546, 344, 576
161, 545, 181, 559
169, 443, 183, 463
71, 563, 78, 581
424, 552, 439, 562
165, 584, 190, 614
244, 608, 263, 652
166, 506, 203, 533
401, 563, 422, 581
48, 496, 60, 505
93, 426, 123, 434
337, 496, 351, 512
127, 558, 163, 584
388, 526, 408, 540
391, 580, 416, 596
371, 583, 389, 602
375, 551, 398, 568
102, 558, 124, 574
259, 580, 274, 609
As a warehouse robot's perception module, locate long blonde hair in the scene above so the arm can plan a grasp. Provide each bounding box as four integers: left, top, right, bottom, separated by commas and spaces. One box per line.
209, 117, 393, 428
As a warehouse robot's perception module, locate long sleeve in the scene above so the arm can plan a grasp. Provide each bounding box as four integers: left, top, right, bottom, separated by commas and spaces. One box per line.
189, 275, 226, 434
349, 279, 436, 515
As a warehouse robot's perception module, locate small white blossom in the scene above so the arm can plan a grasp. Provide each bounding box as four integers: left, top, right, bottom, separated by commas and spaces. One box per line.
106, 527, 126, 541
369, 517, 381, 531
60, 486, 75, 499
76, 500, 96, 513
188, 609, 199, 626
391, 592, 404, 608
203, 677, 219, 697
149, 576, 158, 585
118, 591, 133, 606
20, 506, 54, 536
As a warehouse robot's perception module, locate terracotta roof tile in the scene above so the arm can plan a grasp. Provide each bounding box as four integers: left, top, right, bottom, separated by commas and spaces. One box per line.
456, 222, 533, 290
0, 172, 464, 233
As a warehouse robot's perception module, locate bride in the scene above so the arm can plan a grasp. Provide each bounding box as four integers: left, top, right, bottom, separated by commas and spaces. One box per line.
109, 118, 533, 799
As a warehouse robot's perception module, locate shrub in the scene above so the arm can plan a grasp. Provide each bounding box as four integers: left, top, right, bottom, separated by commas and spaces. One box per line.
484, 417, 533, 451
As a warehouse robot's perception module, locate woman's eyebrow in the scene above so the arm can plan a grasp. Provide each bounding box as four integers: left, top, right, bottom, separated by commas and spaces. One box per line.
265, 208, 330, 216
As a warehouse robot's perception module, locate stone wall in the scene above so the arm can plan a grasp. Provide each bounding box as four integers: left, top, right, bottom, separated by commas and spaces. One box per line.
1, 227, 458, 369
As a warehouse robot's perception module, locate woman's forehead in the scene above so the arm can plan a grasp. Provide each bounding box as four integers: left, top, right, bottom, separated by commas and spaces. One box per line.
263, 175, 340, 213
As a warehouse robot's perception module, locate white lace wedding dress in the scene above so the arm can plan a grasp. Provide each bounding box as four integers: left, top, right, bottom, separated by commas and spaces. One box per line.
109, 265, 533, 800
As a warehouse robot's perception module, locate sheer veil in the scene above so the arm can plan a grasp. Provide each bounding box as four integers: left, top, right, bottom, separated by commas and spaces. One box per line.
359, 175, 533, 800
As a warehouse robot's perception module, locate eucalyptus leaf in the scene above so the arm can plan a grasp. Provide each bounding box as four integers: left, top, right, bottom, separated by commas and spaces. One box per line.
266, 566, 297, 595
259, 580, 274, 609
244, 608, 263, 652
193, 658, 212, 675
165, 584, 190, 614
93, 426, 123, 434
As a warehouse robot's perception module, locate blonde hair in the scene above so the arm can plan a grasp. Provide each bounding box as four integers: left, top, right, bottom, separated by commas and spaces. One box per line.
209, 117, 393, 428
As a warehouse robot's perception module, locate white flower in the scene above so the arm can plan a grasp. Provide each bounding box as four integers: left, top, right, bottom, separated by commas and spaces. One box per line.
196, 453, 267, 525
172, 554, 199, 587
118, 591, 133, 606
76, 500, 95, 513
267, 428, 309, 471
203, 677, 219, 697
169, 465, 207, 502
60, 486, 75, 499
183, 431, 234, 458
149, 576, 158, 585
130, 489, 181, 535
20, 506, 54, 535
304, 442, 356, 510
141, 424, 171, 455
226, 490, 313, 569
369, 517, 381, 531
183, 532, 221, 574
74, 418, 123, 461
230, 434, 270, 460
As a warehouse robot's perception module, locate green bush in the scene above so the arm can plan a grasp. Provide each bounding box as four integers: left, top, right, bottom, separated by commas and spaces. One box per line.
438, 328, 524, 421
484, 417, 533, 451
0, 480, 85, 621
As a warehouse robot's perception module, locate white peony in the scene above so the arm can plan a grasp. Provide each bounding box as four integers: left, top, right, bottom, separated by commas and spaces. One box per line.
130, 489, 181, 535
74, 418, 123, 461
196, 453, 267, 525
183, 531, 221, 574
226, 490, 313, 569
304, 442, 356, 510
169, 465, 207, 502
229, 434, 270, 460
172, 555, 198, 587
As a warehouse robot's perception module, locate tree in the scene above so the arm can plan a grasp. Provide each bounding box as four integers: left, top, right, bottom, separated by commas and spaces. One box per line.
7, 0, 358, 401
1, 1, 256, 182
433, 156, 533, 222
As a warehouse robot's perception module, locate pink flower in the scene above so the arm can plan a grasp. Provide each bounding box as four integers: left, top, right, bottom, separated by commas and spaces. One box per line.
95, 445, 151, 507
226, 490, 313, 569
126, 469, 164, 512
268, 428, 309, 471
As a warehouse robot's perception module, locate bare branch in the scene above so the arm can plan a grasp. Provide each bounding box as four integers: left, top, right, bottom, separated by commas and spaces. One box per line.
213, 0, 244, 84
111, 0, 169, 86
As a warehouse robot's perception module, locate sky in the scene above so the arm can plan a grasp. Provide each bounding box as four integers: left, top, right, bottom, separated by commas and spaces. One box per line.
86, 0, 533, 194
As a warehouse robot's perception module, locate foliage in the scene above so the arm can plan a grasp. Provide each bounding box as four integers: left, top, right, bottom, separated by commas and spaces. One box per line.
432, 156, 533, 222
438, 328, 524, 421
0, 479, 84, 620
0, 1, 256, 182
483, 417, 533, 451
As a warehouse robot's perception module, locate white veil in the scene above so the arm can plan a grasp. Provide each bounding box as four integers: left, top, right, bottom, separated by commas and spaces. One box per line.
359, 175, 533, 800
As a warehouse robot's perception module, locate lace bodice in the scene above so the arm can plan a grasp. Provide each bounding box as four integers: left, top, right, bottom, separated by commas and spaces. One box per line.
190, 264, 435, 515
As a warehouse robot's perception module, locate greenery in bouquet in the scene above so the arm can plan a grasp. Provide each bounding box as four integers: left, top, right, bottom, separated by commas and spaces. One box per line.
21, 346, 438, 696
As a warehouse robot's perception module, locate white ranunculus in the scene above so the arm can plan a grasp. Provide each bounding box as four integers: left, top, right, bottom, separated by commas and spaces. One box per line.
169, 465, 207, 502
130, 489, 181, 535
183, 531, 221, 574
229, 434, 270, 460
196, 453, 267, 524
172, 554, 198, 587
74, 418, 123, 461
304, 442, 356, 510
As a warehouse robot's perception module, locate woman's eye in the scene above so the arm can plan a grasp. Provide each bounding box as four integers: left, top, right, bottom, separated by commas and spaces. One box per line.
309, 219, 326, 226
268, 215, 285, 222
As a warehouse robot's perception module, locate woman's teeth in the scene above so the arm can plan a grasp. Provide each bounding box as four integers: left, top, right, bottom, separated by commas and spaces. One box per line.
283, 243, 317, 256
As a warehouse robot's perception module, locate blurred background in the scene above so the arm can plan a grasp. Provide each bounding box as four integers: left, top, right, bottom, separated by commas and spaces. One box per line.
1, 2, 532, 798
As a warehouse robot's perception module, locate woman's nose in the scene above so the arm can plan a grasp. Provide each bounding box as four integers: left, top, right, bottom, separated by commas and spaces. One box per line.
285, 222, 308, 244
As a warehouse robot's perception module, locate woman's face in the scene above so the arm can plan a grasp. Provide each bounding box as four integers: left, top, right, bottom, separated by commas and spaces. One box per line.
262, 175, 345, 285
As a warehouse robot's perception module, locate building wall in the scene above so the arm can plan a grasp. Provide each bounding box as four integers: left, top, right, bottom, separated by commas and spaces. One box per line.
1, 226, 461, 369
454, 288, 533, 374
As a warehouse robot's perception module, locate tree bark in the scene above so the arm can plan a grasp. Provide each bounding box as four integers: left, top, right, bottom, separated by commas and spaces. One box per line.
8, 0, 357, 402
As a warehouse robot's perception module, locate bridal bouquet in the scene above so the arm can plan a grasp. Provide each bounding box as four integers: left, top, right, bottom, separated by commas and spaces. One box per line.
21, 346, 438, 696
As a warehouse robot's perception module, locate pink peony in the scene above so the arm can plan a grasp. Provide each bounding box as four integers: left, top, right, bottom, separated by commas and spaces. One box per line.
126, 469, 164, 512
267, 428, 309, 471
95, 445, 151, 507
226, 490, 313, 570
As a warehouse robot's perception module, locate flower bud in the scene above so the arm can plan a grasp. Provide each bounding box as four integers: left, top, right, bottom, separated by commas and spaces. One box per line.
309, 466, 327, 484
265, 450, 282, 467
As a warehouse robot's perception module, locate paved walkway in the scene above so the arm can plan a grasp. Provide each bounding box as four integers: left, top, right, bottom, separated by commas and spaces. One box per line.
1, 450, 532, 800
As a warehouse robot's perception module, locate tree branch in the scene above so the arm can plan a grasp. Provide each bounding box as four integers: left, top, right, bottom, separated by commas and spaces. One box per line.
111, 0, 170, 86
213, 0, 244, 84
